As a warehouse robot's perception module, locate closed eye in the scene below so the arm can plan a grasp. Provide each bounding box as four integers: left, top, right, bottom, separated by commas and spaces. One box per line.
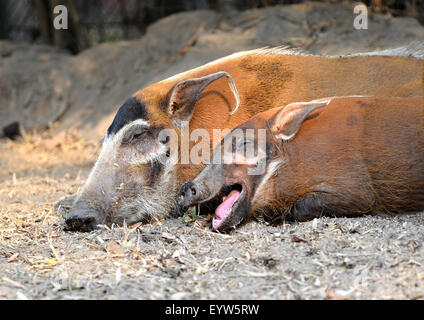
131, 130, 149, 142
121, 127, 150, 145
133, 131, 147, 140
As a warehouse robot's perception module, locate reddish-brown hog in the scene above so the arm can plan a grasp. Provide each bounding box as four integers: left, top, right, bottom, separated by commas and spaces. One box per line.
179, 97, 424, 231
65, 46, 424, 232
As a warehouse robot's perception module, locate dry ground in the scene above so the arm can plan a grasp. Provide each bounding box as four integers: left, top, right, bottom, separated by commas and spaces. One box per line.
0, 131, 423, 300
1, 2, 423, 301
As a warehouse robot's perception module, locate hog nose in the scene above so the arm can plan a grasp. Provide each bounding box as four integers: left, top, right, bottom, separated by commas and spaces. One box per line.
65, 214, 97, 232
178, 181, 200, 207
64, 202, 102, 232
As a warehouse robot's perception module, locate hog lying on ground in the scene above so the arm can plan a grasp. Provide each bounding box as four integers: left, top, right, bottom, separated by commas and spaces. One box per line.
179, 97, 424, 231
64, 43, 424, 232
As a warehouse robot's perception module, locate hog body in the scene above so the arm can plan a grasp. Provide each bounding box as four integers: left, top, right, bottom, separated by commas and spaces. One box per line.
66, 46, 424, 231
179, 97, 424, 231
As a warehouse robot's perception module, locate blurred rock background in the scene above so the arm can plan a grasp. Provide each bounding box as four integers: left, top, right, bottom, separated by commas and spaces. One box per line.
1, 1, 423, 53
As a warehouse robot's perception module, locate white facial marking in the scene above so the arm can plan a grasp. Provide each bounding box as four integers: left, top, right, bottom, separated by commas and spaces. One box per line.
252, 159, 283, 204
80, 119, 153, 194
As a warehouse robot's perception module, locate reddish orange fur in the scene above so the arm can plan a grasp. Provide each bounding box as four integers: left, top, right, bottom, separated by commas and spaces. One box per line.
251, 97, 424, 220
133, 51, 423, 185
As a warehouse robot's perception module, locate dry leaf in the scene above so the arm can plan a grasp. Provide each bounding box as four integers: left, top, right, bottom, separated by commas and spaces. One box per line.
161, 232, 176, 241
326, 289, 352, 300
292, 236, 308, 243
106, 241, 125, 255
7, 253, 19, 263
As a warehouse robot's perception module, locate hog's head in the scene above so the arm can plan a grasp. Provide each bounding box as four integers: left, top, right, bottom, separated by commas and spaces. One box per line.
65, 72, 239, 231
178, 99, 330, 231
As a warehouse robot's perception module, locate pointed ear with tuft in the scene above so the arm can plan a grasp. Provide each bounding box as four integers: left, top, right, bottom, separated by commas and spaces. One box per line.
167, 71, 240, 128
271, 100, 331, 141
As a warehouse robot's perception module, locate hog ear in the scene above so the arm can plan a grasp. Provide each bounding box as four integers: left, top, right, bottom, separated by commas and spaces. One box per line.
167, 71, 240, 128
271, 100, 331, 141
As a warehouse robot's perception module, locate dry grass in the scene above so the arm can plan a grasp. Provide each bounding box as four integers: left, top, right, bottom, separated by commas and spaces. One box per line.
0, 131, 423, 300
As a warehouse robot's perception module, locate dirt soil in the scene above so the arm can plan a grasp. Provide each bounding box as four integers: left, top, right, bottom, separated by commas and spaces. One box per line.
1, 2, 424, 300
0, 131, 423, 300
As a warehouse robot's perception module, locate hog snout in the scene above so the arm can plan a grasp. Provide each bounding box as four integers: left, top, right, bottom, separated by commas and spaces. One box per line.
178, 181, 200, 208
64, 202, 103, 232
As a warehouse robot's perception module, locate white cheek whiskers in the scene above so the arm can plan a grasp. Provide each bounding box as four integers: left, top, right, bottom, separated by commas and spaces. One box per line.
251, 159, 283, 204
128, 143, 169, 165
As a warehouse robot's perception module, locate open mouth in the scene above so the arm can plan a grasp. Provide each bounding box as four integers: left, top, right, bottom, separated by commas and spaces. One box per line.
212, 183, 244, 230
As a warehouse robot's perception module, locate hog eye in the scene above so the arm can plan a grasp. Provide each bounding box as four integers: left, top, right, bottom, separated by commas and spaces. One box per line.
133, 132, 144, 139
131, 130, 148, 142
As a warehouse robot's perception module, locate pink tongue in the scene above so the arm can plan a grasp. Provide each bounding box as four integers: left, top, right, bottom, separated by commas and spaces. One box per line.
213, 190, 240, 230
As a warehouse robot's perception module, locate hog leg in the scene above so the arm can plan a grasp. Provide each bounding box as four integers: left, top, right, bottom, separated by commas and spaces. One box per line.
290, 191, 372, 221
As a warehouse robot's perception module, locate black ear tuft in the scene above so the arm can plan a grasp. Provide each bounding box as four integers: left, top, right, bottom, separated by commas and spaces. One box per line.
170, 101, 179, 114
